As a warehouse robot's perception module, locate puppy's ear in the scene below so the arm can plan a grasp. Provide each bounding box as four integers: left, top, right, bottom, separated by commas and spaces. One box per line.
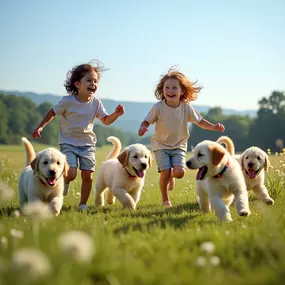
210, 145, 225, 166
264, 153, 270, 172
63, 156, 70, 177
240, 152, 245, 170
117, 149, 129, 167
30, 156, 39, 174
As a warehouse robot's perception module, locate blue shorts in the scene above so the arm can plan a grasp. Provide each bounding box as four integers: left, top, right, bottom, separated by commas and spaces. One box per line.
154, 149, 186, 172
60, 144, 96, 172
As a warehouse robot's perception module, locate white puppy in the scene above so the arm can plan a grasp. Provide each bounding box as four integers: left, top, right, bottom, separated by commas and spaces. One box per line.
18, 137, 69, 216
217, 137, 274, 205
186, 138, 251, 222
95, 136, 152, 210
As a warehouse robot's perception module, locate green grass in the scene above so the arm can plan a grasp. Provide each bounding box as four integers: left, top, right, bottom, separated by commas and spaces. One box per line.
1, 145, 285, 285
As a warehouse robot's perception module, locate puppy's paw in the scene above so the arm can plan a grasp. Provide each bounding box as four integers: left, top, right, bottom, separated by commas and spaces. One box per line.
265, 198, 274, 205
239, 209, 251, 217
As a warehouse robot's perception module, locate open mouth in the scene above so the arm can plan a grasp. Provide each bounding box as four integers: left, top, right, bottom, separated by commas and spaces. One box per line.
133, 167, 145, 178
245, 168, 260, 179
44, 176, 57, 186
196, 166, 208, 180
87, 88, 96, 93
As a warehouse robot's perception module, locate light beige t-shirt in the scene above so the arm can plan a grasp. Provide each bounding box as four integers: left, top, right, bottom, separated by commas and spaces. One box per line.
144, 100, 202, 151
53, 95, 108, 146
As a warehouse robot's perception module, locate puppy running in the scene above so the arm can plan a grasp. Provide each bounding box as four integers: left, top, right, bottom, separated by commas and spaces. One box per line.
18, 137, 69, 216
186, 138, 251, 222
95, 136, 152, 209
217, 136, 274, 205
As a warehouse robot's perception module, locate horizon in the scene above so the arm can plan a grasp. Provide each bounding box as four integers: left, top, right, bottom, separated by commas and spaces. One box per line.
1, 0, 284, 111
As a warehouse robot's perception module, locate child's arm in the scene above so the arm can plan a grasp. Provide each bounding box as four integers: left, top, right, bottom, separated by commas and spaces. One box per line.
101, 104, 125, 125
32, 108, 56, 138
195, 118, 225, 132
138, 120, 150, 136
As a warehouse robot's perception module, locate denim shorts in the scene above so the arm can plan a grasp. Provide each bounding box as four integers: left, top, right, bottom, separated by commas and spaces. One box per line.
154, 148, 186, 172
60, 144, 96, 172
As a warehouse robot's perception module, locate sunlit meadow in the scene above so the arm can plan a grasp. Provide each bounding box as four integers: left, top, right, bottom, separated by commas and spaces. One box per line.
1, 143, 285, 285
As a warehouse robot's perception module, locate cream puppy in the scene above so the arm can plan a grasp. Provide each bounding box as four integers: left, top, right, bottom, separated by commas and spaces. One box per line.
186, 139, 251, 222
217, 137, 274, 205
95, 136, 151, 209
18, 137, 69, 216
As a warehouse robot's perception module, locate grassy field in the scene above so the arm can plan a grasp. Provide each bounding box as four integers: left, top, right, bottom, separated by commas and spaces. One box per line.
0, 143, 285, 285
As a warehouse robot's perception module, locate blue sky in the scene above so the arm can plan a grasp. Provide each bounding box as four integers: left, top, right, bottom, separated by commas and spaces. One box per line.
1, 0, 284, 110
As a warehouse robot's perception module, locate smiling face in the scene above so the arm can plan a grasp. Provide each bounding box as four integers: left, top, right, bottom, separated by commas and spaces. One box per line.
75, 71, 99, 100
186, 141, 226, 180
31, 148, 68, 187
163, 78, 183, 107
117, 144, 152, 178
241, 147, 270, 179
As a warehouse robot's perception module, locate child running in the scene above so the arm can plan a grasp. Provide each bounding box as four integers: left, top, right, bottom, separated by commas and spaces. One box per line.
138, 66, 225, 207
32, 60, 125, 211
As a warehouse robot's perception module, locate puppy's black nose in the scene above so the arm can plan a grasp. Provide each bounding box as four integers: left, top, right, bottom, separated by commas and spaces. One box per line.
248, 162, 253, 168
141, 163, 147, 170
49, 170, 56, 176
186, 160, 191, 168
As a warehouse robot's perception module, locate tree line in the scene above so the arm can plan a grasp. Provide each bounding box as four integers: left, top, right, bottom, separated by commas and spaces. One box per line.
1, 91, 285, 152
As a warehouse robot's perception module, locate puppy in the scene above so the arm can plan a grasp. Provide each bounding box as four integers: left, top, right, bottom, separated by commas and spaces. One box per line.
217, 137, 274, 205
18, 137, 69, 216
95, 136, 151, 210
186, 139, 250, 222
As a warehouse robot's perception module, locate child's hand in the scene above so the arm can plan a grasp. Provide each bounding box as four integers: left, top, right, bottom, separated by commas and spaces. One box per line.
138, 127, 148, 136
115, 104, 125, 116
214, 123, 225, 132
32, 127, 43, 138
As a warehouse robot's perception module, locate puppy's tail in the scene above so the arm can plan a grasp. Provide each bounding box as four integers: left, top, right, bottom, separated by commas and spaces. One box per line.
21, 137, 36, 167
106, 136, 122, 160
216, 136, 235, 156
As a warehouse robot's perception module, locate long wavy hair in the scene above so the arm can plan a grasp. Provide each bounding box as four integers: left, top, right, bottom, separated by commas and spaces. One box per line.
154, 66, 203, 103
64, 59, 107, 95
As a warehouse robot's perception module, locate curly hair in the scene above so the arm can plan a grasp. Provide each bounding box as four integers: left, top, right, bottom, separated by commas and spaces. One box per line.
64, 59, 107, 95
154, 66, 203, 103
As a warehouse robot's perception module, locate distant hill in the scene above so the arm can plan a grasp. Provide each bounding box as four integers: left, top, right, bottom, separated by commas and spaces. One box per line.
0, 89, 257, 133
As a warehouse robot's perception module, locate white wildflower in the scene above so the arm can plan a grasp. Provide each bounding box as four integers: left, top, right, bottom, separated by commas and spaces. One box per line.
0, 236, 8, 250
209, 256, 221, 266
21, 201, 53, 220
195, 256, 207, 267
200, 241, 215, 254
11, 248, 51, 280
12, 210, 21, 218
0, 181, 13, 201
10, 229, 24, 239
58, 230, 94, 262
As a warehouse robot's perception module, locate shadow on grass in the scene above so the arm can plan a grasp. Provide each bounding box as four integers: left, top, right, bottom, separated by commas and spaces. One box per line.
113, 201, 204, 234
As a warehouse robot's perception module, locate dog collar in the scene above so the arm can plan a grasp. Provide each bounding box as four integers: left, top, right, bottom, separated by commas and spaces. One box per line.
213, 161, 230, 178
125, 169, 137, 179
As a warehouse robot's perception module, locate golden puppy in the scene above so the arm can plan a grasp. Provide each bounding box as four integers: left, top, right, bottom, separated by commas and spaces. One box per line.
18, 137, 69, 216
186, 139, 250, 222
217, 137, 274, 205
95, 136, 152, 209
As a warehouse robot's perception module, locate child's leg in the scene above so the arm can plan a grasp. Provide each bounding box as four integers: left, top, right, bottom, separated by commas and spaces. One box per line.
160, 169, 172, 203
79, 170, 94, 206
64, 167, 77, 195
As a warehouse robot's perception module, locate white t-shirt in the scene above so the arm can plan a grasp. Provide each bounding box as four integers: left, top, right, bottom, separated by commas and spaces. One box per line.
144, 100, 202, 151
53, 95, 108, 146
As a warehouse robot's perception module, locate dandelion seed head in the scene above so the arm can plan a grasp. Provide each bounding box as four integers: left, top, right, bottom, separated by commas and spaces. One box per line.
11, 248, 51, 280
195, 256, 207, 267
210, 256, 221, 266
0, 181, 14, 201
21, 201, 53, 220
58, 230, 94, 262
200, 241, 215, 254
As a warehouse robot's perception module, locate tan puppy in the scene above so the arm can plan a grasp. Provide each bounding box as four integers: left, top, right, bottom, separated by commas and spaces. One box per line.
95, 136, 152, 209
217, 136, 274, 205
18, 137, 69, 216
186, 139, 250, 222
